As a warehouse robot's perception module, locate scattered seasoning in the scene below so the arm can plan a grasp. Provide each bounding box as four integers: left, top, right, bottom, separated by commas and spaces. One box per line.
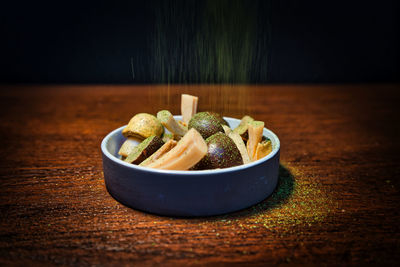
219, 162, 335, 232
185, 163, 335, 234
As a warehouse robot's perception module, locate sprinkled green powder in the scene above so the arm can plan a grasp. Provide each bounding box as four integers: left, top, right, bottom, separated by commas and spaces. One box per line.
190, 163, 336, 232
243, 164, 333, 229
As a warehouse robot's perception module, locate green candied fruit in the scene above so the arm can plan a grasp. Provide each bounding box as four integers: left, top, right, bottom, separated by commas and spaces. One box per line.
188, 111, 225, 140
192, 132, 243, 170
233, 115, 254, 140
124, 135, 164, 164
156, 110, 172, 123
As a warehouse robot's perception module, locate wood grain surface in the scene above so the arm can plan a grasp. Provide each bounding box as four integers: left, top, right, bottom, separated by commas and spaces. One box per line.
0, 84, 399, 266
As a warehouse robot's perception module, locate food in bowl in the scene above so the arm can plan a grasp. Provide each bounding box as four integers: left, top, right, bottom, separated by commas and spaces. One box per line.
191, 132, 243, 170
117, 94, 273, 171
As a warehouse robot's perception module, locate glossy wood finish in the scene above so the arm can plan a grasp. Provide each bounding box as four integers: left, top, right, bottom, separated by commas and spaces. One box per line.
0, 84, 399, 266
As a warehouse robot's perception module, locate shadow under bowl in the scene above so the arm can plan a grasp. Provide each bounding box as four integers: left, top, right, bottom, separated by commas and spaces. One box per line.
101, 116, 280, 217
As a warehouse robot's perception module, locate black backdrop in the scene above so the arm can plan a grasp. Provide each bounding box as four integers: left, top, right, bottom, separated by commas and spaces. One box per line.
0, 0, 398, 84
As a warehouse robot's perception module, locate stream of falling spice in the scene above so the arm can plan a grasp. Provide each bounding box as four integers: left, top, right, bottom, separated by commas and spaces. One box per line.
146, 84, 253, 118
150, 0, 268, 84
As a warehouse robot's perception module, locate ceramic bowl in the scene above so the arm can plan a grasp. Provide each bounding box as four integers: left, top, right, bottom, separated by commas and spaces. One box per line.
101, 116, 280, 217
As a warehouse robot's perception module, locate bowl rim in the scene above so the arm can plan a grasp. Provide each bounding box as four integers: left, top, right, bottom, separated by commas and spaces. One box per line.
101, 116, 280, 175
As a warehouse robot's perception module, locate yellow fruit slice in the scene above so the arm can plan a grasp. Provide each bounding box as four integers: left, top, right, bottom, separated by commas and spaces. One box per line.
233, 115, 254, 141
139, 139, 177, 167
228, 131, 251, 164
122, 113, 163, 139
157, 110, 187, 139
246, 121, 264, 161
147, 128, 207, 170
118, 137, 141, 158
222, 125, 232, 135
254, 139, 272, 160
181, 94, 198, 125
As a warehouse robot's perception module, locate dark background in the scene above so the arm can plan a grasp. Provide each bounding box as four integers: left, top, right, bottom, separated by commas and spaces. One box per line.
0, 0, 398, 84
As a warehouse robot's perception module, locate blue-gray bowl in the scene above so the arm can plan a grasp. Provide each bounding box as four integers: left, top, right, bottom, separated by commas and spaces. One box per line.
101, 116, 280, 217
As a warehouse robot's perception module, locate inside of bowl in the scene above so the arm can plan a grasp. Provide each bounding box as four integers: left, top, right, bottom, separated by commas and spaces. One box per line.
106, 116, 279, 160
105, 128, 126, 158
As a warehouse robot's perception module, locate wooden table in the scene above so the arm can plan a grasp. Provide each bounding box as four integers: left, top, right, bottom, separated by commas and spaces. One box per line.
0, 84, 399, 266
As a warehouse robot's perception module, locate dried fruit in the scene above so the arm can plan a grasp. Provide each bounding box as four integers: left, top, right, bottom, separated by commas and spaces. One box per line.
122, 113, 163, 139
227, 131, 251, 164
146, 128, 207, 170
181, 94, 198, 124
124, 136, 164, 164
247, 121, 265, 161
118, 137, 141, 158
233, 115, 254, 141
140, 139, 177, 167
254, 138, 272, 160
193, 132, 243, 170
208, 111, 229, 126
188, 111, 224, 139
157, 110, 187, 139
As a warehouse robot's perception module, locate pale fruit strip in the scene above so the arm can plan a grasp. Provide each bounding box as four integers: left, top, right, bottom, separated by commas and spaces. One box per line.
233, 115, 254, 138
147, 128, 207, 170
139, 139, 177, 167
246, 121, 265, 161
118, 137, 141, 157
228, 131, 251, 164
254, 139, 272, 160
157, 110, 187, 138
222, 125, 232, 135
181, 94, 198, 125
